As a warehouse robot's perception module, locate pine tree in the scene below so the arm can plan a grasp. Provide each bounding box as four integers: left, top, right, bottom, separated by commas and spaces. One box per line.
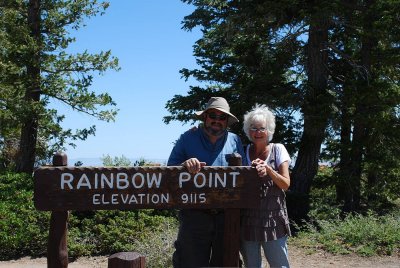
0, 0, 119, 173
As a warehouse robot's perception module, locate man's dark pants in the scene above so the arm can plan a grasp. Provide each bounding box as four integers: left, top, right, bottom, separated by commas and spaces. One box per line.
172, 209, 224, 268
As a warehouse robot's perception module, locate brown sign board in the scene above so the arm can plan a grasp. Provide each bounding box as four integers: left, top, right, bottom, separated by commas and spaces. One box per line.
34, 166, 261, 211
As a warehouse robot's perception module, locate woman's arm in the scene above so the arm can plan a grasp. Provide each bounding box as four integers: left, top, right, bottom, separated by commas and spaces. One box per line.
254, 159, 291, 190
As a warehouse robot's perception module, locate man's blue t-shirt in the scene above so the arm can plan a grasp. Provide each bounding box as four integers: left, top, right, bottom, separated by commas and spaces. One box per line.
167, 127, 245, 166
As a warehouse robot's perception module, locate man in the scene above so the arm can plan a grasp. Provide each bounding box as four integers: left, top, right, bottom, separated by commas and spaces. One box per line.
167, 96, 245, 268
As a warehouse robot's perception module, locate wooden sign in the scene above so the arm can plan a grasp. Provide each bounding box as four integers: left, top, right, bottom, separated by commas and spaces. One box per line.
34, 166, 260, 211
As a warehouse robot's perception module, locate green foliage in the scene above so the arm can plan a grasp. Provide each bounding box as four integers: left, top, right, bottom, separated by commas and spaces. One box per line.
134, 157, 148, 166
100, 155, 163, 167
167, 0, 400, 218
133, 157, 162, 167
293, 210, 400, 256
308, 167, 341, 221
101, 154, 132, 166
0, 172, 50, 258
0, 0, 120, 171
291, 167, 400, 257
67, 210, 177, 267
309, 166, 399, 216
164, 0, 302, 151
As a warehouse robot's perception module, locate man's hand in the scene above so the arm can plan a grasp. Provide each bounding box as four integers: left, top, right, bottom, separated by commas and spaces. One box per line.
182, 158, 206, 174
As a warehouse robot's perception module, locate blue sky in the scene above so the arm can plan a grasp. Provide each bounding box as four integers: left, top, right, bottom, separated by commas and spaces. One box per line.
54, 1, 201, 164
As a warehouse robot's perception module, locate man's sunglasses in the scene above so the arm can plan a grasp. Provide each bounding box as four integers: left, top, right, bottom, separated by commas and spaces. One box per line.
207, 113, 228, 121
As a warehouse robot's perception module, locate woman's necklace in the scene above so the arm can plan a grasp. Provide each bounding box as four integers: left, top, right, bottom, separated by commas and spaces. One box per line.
251, 144, 269, 160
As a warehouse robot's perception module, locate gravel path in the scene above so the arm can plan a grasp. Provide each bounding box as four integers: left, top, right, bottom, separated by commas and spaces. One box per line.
0, 245, 399, 267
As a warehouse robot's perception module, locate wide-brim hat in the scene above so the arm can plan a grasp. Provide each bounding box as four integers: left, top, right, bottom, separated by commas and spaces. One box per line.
195, 97, 239, 126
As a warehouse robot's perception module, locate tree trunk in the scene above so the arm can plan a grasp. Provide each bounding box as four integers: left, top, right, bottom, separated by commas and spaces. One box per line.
288, 13, 330, 223
336, 85, 352, 204
16, 0, 41, 173
342, 0, 376, 213
336, 0, 355, 206
367, 170, 378, 203
341, 119, 363, 212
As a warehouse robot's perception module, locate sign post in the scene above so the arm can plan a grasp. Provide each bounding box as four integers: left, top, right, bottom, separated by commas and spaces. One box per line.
224, 153, 243, 267
47, 152, 69, 268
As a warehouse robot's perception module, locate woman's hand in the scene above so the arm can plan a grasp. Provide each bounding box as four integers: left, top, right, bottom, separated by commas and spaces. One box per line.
256, 164, 267, 177
253, 158, 291, 190
251, 158, 265, 167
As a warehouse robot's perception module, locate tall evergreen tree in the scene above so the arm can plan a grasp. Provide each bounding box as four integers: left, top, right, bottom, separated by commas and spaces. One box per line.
165, 0, 400, 217
328, 0, 400, 211
164, 0, 302, 152
165, 0, 335, 221
289, 1, 333, 221
0, 0, 119, 173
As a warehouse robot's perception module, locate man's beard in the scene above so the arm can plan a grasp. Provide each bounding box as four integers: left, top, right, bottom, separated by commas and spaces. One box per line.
205, 123, 226, 137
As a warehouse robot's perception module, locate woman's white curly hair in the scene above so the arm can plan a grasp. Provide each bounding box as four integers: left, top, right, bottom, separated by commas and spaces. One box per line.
243, 104, 275, 142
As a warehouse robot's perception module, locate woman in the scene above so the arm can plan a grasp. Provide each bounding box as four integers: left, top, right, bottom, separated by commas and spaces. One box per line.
240, 104, 291, 268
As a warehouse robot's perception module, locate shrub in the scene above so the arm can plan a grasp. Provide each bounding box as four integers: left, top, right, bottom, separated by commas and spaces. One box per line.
293, 210, 400, 256
68, 210, 178, 267
308, 166, 341, 222
291, 167, 400, 257
0, 172, 50, 259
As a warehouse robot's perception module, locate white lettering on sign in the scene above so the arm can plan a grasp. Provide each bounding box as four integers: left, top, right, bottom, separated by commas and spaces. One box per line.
181, 193, 206, 203
92, 193, 170, 205
147, 173, 162, 188
77, 174, 91, 189
179, 172, 191, 187
61, 171, 239, 190
101, 173, 113, 188
194, 173, 206, 187
61, 173, 74, 189
132, 173, 145, 188
60, 172, 163, 190
178, 171, 240, 188
116, 173, 129, 189
37, 168, 255, 209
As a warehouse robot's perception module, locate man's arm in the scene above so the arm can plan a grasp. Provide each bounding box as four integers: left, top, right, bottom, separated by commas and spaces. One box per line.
236, 137, 246, 165
230, 134, 245, 165
167, 132, 206, 173
167, 134, 186, 166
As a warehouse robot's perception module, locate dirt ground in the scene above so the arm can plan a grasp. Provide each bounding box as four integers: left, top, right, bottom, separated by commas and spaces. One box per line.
0, 245, 399, 268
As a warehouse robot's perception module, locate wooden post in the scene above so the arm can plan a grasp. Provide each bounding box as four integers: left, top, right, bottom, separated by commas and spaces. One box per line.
223, 153, 242, 267
108, 252, 146, 268
48, 152, 69, 268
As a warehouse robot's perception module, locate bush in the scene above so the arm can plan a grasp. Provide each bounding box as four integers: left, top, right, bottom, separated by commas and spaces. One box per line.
68, 210, 178, 267
293, 210, 400, 256
290, 167, 400, 257
0, 172, 50, 259
308, 166, 341, 222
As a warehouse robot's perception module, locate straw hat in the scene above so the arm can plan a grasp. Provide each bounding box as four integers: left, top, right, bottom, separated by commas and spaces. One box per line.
195, 97, 239, 126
